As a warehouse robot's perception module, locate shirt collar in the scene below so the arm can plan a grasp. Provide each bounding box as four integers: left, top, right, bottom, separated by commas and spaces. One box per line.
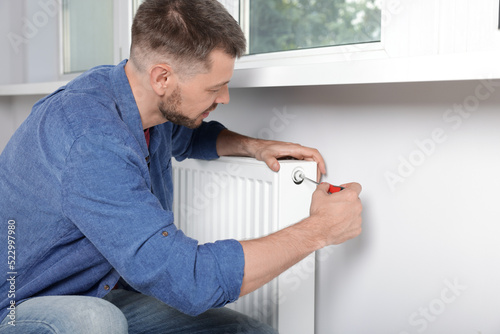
110, 59, 149, 159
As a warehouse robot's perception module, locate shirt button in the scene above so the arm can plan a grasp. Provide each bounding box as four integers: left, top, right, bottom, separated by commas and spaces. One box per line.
104, 285, 110, 290
161, 231, 169, 237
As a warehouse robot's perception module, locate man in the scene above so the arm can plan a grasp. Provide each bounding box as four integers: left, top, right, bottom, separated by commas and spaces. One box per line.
0, 0, 362, 333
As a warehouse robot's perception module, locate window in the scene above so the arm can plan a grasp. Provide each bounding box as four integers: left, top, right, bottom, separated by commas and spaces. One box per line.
62, 0, 115, 74
59, 0, 381, 82
132, 0, 145, 14
221, 0, 381, 55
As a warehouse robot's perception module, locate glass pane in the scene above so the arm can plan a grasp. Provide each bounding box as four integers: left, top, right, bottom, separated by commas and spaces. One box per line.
247, 0, 381, 55
219, 0, 240, 21
62, 0, 114, 74
132, 0, 145, 15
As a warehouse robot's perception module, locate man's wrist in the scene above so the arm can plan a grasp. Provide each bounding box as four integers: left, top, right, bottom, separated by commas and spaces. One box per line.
216, 129, 265, 158
283, 216, 327, 253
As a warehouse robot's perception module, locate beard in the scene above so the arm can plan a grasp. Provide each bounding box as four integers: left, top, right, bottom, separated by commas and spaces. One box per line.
158, 86, 217, 129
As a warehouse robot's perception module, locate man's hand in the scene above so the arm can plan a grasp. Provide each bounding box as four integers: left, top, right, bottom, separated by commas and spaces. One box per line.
307, 182, 363, 247
239, 181, 363, 296
253, 140, 326, 181
217, 129, 327, 181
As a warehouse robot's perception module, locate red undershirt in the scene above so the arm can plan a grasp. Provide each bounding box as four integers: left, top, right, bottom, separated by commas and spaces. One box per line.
144, 128, 151, 148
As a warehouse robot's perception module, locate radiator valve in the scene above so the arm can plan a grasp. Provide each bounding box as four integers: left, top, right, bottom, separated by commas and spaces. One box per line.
292, 168, 305, 185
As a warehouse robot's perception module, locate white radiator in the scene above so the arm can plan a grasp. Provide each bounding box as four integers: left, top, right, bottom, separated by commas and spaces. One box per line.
172, 157, 317, 334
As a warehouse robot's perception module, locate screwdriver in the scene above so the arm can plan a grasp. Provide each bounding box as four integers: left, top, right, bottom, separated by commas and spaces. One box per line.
294, 171, 344, 193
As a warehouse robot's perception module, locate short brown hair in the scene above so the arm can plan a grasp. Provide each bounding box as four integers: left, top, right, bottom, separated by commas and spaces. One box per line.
130, 0, 246, 76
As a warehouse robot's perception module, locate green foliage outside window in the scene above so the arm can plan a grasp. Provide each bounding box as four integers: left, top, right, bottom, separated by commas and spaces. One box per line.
248, 0, 381, 55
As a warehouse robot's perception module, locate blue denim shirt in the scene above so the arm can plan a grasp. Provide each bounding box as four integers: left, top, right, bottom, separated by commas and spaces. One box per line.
0, 60, 244, 320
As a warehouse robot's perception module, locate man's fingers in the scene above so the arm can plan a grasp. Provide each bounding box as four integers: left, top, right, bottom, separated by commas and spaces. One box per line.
257, 143, 326, 179
316, 182, 331, 194
264, 156, 280, 172
339, 182, 362, 196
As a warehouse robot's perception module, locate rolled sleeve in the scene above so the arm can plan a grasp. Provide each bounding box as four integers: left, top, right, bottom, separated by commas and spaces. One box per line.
155, 238, 244, 315
204, 240, 244, 305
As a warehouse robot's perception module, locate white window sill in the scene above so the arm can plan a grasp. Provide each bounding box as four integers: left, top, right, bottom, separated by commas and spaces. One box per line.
2, 50, 500, 97
0, 81, 69, 97
230, 49, 500, 88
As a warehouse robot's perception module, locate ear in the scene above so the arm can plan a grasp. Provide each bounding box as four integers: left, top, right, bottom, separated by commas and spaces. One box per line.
149, 64, 176, 97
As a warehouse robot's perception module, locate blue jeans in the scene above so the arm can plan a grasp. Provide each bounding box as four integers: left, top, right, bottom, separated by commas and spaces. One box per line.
0, 289, 278, 333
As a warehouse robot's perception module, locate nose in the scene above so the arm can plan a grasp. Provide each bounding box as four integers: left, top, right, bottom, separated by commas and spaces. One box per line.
215, 85, 230, 105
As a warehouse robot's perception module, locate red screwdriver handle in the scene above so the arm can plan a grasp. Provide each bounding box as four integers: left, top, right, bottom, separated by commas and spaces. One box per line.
297, 172, 344, 194
328, 184, 344, 194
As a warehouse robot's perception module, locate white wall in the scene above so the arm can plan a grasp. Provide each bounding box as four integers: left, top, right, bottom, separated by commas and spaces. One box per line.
0, 1, 17, 85
208, 81, 500, 334
0, 95, 42, 152
0, 97, 13, 148
2, 80, 499, 333
1, 57, 499, 334
24, 0, 60, 83
1, 78, 499, 334
1, 1, 500, 333
0, 0, 61, 85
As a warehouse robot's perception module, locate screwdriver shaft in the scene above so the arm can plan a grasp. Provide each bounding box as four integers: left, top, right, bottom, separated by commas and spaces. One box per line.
300, 173, 344, 193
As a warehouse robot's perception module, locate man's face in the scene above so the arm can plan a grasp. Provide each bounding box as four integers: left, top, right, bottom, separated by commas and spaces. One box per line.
158, 49, 235, 129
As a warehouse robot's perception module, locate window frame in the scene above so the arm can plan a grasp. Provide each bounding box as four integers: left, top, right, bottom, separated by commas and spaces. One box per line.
58, 0, 135, 81
52, 0, 500, 89
229, 0, 500, 88
230, 0, 388, 87
236, 0, 384, 65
